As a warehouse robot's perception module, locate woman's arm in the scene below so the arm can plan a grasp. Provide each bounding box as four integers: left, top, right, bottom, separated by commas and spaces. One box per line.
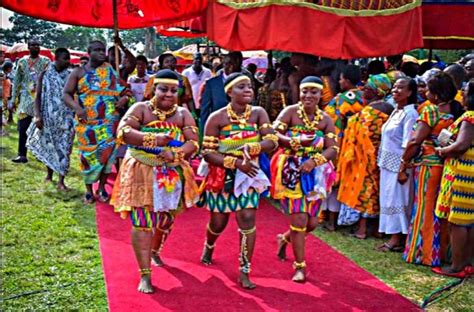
437, 121, 474, 158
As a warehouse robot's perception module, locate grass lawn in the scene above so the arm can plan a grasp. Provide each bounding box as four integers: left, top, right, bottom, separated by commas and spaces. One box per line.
1, 122, 473, 311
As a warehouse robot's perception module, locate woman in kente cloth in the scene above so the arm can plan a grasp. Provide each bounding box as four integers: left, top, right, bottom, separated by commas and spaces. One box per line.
111, 69, 200, 293
200, 73, 278, 289
271, 76, 338, 282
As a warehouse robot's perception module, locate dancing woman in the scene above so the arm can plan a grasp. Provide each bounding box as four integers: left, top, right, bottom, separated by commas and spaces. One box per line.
271, 76, 338, 282
200, 73, 278, 289
111, 69, 200, 293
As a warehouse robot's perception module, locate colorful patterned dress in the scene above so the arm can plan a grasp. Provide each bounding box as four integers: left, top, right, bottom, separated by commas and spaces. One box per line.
205, 123, 271, 213
76, 63, 123, 184
11, 55, 50, 119
436, 111, 474, 226
337, 105, 389, 218
324, 88, 364, 138
403, 105, 453, 266
111, 121, 199, 227
271, 125, 336, 217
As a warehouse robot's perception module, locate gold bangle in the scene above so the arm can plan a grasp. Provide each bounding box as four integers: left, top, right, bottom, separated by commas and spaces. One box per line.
188, 139, 200, 153
273, 120, 288, 131
202, 142, 219, 149
203, 135, 219, 143
116, 125, 131, 145
142, 132, 157, 148
247, 142, 262, 156
172, 148, 185, 163
183, 125, 198, 134
259, 123, 272, 130
331, 145, 340, 153
124, 114, 140, 123
325, 132, 337, 139
262, 133, 279, 150
202, 149, 218, 155
311, 153, 328, 167
223, 156, 237, 169
289, 137, 301, 152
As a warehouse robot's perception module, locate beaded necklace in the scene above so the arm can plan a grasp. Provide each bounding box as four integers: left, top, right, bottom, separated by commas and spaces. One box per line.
227, 104, 251, 129
297, 102, 323, 131
150, 97, 177, 121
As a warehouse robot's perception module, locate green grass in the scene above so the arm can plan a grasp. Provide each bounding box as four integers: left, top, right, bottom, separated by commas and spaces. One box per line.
313, 224, 474, 311
1, 122, 473, 311
1, 124, 107, 310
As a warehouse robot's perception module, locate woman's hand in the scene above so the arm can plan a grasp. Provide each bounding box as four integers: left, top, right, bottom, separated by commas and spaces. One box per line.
299, 158, 315, 173
397, 170, 409, 185
236, 159, 259, 178
76, 107, 87, 123
300, 135, 315, 147
116, 96, 129, 110
154, 133, 172, 147
158, 150, 174, 162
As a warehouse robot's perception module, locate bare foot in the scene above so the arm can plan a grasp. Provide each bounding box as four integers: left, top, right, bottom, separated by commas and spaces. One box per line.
45, 177, 53, 183
137, 275, 154, 294
57, 183, 70, 192
200, 244, 214, 265
151, 252, 164, 267
276, 234, 287, 261
239, 272, 256, 289
323, 223, 336, 232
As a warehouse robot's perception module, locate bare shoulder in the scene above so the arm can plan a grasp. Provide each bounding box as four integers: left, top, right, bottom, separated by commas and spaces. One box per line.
177, 105, 193, 118
128, 101, 149, 114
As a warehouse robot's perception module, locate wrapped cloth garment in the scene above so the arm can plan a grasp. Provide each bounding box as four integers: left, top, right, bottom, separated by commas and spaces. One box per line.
204, 123, 270, 213
435, 111, 474, 226
271, 125, 335, 217
337, 106, 389, 218
111, 121, 199, 218
75, 63, 123, 184
403, 105, 453, 266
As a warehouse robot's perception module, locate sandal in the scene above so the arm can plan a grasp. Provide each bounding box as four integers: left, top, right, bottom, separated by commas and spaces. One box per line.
431, 266, 467, 279
96, 190, 110, 203
83, 193, 95, 204
376, 242, 404, 252
348, 232, 367, 240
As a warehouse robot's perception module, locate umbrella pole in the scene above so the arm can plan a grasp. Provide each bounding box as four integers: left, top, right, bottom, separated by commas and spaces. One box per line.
113, 0, 120, 73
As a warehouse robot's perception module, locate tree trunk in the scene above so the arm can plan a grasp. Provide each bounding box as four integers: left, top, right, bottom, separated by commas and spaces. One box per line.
145, 27, 157, 59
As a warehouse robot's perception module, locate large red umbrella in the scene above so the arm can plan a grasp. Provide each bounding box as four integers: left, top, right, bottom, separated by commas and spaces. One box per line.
2, 0, 208, 29
422, 0, 474, 49
205, 0, 423, 59
156, 16, 206, 38
5, 43, 54, 61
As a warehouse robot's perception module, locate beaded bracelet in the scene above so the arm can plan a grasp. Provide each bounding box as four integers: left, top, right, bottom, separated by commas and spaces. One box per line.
262, 133, 279, 151
223, 156, 237, 169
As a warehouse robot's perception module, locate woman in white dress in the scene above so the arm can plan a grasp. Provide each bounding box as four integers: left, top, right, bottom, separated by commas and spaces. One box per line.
377, 77, 419, 251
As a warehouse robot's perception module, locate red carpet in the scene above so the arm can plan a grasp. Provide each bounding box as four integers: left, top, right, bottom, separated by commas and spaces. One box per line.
96, 174, 419, 312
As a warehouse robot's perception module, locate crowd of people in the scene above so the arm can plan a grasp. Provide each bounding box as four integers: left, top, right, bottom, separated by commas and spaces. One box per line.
1, 38, 473, 294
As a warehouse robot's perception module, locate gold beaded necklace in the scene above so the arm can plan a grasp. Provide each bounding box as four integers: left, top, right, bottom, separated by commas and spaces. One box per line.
227, 104, 251, 128
150, 97, 178, 121
297, 102, 323, 130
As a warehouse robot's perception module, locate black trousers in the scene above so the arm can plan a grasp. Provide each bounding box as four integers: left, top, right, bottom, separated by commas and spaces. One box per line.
17, 115, 32, 157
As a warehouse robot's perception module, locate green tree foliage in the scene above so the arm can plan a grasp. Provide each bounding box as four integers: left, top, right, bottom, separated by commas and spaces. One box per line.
0, 13, 62, 48
56, 27, 107, 50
